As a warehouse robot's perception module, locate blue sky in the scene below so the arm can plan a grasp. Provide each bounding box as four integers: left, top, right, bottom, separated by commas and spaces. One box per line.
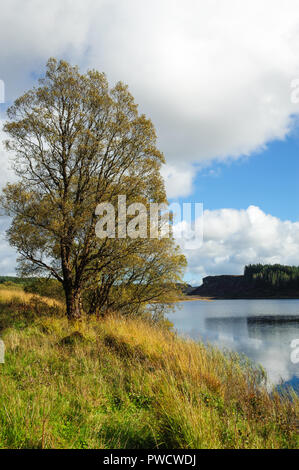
1, 1, 299, 284
176, 136, 299, 222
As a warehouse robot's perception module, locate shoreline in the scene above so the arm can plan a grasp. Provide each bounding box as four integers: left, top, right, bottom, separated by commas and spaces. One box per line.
171, 296, 213, 302
187, 295, 299, 300
170, 295, 299, 303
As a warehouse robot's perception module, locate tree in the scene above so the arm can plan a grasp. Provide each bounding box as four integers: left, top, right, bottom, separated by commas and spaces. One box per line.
1, 58, 186, 319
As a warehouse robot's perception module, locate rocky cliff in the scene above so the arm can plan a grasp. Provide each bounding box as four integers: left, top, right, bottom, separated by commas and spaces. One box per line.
190, 274, 299, 298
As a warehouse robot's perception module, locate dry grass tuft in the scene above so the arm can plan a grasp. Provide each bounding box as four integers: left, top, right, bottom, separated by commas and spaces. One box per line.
0, 294, 298, 449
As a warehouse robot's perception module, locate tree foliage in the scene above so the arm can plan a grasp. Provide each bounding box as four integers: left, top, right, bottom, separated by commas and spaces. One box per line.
244, 264, 299, 289
1, 58, 186, 318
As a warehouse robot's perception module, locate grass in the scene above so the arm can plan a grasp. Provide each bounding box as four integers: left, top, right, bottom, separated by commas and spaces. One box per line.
0, 285, 298, 449
0, 286, 63, 308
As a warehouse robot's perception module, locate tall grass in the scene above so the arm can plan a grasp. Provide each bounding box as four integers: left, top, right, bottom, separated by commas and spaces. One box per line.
0, 288, 298, 449
0, 285, 63, 308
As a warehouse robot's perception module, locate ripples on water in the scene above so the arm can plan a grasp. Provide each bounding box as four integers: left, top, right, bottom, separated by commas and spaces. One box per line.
167, 299, 299, 392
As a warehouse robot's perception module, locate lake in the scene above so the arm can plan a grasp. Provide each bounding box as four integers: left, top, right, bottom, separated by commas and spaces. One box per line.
168, 299, 299, 392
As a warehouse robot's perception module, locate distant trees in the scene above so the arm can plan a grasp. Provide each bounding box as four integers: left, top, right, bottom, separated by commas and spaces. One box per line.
1, 58, 186, 319
244, 264, 299, 289
23, 278, 65, 302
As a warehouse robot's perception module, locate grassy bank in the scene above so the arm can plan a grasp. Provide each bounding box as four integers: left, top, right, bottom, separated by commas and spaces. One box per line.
0, 286, 298, 449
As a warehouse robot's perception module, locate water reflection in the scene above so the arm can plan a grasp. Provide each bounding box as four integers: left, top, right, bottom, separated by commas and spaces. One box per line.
168, 300, 299, 390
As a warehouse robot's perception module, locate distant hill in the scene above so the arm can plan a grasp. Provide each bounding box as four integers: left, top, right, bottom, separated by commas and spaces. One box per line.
190, 264, 299, 299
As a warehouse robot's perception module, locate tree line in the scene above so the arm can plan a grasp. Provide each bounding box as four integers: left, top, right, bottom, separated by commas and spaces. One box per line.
244, 264, 299, 289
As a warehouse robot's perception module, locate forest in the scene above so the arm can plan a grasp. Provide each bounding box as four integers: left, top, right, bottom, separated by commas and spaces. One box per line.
244, 264, 299, 289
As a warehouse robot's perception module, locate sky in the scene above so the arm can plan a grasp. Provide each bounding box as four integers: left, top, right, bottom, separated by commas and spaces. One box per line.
1, 0, 299, 284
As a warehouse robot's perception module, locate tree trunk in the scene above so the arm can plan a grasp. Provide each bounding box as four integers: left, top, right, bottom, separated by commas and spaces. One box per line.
65, 287, 83, 319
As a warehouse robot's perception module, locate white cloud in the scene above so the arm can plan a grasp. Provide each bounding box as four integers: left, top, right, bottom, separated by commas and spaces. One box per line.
0, 1, 93, 98
0, 118, 15, 189
181, 206, 299, 284
1, 0, 299, 174
0, 119, 19, 276
161, 164, 194, 199
1, 2, 299, 271
0, 215, 17, 276
1, 203, 299, 279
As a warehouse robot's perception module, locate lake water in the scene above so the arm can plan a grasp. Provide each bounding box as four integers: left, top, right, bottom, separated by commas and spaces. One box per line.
168, 299, 299, 391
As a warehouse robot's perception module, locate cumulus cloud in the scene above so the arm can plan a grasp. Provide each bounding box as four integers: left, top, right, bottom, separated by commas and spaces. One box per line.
1, 203, 299, 278
1, 0, 299, 174
0, 120, 16, 275
1, 2, 299, 272
181, 206, 299, 283
0, 215, 17, 276
0, 0, 93, 99
0, 118, 15, 189
161, 164, 195, 199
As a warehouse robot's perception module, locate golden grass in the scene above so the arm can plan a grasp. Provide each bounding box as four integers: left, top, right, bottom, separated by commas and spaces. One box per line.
0, 294, 298, 449
0, 286, 63, 308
